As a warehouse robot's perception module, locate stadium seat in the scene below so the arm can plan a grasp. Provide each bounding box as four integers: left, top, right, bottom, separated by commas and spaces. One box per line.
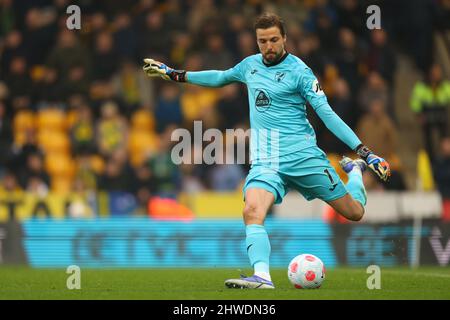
66, 109, 79, 129
45, 153, 76, 177
89, 154, 106, 174
131, 109, 156, 132
36, 108, 67, 131
37, 130, 71, 154
13, 110, 35, 133
128, 130, 159, 167
51, 176, 73, 194
181, 88, 218, 122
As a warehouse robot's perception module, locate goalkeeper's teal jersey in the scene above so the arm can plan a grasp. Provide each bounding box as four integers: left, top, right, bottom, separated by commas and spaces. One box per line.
187, 52, 361, 164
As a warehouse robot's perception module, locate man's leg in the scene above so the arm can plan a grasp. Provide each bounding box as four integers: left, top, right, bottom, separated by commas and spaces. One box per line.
225, 187, 275, 289
327, 157, 367, 221
243, 188, 275, 281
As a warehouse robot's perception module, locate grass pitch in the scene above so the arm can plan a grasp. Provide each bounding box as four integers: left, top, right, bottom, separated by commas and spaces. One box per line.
0, 266, 449, 300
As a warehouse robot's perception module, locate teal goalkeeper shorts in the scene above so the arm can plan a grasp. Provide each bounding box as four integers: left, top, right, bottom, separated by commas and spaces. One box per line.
243, 146, 348, 204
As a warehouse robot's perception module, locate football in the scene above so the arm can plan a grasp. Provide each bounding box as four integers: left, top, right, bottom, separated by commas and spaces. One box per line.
288, 254, 325, 289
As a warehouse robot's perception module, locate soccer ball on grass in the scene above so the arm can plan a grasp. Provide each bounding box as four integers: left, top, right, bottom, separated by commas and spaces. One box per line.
287, 254, 325, 289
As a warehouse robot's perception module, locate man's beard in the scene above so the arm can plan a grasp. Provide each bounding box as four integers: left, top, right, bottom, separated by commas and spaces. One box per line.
264, 50, 282, 63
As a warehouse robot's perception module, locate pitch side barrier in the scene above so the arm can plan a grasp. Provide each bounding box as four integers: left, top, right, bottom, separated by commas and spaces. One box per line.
1, 217, 448, 267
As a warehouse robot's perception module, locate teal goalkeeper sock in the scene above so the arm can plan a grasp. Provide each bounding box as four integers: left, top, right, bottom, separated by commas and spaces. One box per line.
245, 224, 271, 280
346, 168, 367, 206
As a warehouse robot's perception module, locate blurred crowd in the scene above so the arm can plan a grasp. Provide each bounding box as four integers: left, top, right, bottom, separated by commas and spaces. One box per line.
0, 0, 449, 213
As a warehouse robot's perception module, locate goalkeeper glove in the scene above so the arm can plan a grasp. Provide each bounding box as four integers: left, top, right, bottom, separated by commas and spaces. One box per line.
142, 58, 186, 82
355, 144, 391, 182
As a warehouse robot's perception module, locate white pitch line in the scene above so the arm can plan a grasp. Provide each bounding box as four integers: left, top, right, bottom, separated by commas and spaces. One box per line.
383, 270, 450, 279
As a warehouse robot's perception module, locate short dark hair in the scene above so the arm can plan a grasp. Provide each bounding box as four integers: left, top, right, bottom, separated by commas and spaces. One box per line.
254, 13, 286, 37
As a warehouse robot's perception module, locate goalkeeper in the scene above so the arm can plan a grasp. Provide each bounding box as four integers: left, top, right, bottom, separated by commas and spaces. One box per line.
143, 13, 390, 289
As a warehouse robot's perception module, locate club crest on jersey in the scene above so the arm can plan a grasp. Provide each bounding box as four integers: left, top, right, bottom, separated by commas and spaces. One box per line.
255, 89, 271, 112
275, 72, 286, 82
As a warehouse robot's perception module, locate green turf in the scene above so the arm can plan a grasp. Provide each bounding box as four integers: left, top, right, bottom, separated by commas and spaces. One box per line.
0, 266, 449, 300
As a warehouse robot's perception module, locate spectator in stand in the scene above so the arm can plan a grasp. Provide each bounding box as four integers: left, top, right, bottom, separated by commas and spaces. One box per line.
216, 83, 248, 131
18, 152, 51, 192
138, 11, 170, 59
297, 34, 326, 78
170, 32, 193, 66
112, 59, 155, 113
433, 137, 450, 221
209, 146, 245, 191
96, 101, 128, 158
154, 82, 183, 133
22, 7, 58, 67
335, 0, 364, 37
201, 34, 234, 70
146, 125, 181, 197
319, 77, 356, 154
0, 102, 12, 174
70, 103, 96, 154
0, 0, 15, 38
61, 64, 90, 100
98, 148, 134, 192
236, 30, 257, 62
410, 63, 450, 160
365, 29, 397, 86
356, 99, 406, 190
223, 13, 249, 61
33, 66, 64, 105
4, 56, 32, 102
131, 164, 154, 214
92, 31, 119, 82
46, 29, 91, 85
357, 71, 389, 115
304, 0, 338, 53
0, 30, 26, 79
8, 128, 40, 174
334, 28, 363, 94
0, 171, 22, 193
112, 13, 138, 61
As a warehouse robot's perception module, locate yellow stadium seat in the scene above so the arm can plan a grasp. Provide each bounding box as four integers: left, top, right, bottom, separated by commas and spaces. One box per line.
14, 131, 27, 146
51, 176, 73, 194
89, 154, 105, 174
45, 153, 76, 177
66, 109, 79, 129
13, 110, 35, 133
36, 108, 66, 131
37, 130, 71, 153
128, 130, 159, 166
131, 109, 156, 132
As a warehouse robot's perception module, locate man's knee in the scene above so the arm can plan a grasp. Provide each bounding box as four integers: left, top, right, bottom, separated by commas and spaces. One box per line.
243, 202, 265, 224
348, 202, 364, 221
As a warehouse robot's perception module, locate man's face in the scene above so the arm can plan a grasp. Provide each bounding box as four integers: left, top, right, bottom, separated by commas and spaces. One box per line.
256, 26, 286, 63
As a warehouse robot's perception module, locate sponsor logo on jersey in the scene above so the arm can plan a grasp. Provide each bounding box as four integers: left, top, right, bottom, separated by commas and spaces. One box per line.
255, 89, 271, 112
312, 79, 324, 95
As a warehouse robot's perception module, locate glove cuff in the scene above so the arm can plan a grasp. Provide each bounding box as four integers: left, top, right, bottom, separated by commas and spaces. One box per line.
355, 144, 372, 160
169, 70, 186, 82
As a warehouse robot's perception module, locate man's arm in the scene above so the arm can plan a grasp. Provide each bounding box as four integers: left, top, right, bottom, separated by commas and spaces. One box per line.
142, 58, 243, 87
299, 67, 391, 181
314, 102, 361, 150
